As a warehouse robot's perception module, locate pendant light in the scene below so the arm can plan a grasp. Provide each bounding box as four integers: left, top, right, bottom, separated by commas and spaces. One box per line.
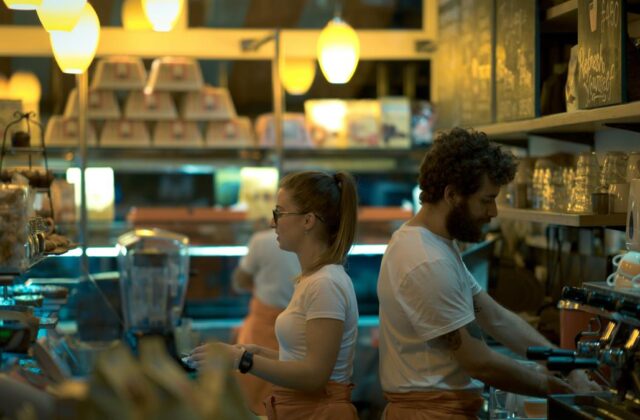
49, 3, 100, 74
317, 17, 360, 84
3, 0, 41, 10
142, 0, 184, 32
122, 0, 152, 30
280, 56, 316, 95
36, 0, 86, 32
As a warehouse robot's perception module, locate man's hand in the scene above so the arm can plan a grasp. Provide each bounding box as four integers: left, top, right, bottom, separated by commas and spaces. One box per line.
546, 375, 575, 394
566, 370, 603, 393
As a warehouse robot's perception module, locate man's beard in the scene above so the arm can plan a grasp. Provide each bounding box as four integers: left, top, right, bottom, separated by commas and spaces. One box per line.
445, 200, 487, 243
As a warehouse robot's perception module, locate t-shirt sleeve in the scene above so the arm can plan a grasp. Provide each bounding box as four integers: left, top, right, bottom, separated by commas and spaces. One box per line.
239, 234, 261, 275
464, 265, 483, 296
397, 259, 475, 342
304, 276, 348, 322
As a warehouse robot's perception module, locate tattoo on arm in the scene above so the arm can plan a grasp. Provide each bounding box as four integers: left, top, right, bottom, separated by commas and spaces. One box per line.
431, 322, 484, 351
439, 330, 462, 351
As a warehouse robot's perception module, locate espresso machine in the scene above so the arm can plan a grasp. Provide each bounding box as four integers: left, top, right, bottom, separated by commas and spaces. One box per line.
531, 285, 640, 419
117, 228, 190, 356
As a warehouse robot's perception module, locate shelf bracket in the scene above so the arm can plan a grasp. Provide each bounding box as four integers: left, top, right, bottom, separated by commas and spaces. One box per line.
603, 123, 640, 134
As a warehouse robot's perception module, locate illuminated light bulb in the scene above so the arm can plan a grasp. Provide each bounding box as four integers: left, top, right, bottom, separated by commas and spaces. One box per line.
142, 0, 184, 32
122, 0, 153, 30
36, 0, 86, 32
49, 2, 100, 74
280, 56, 316, 95
3, 0, 42, 11
317, 17, 360, 84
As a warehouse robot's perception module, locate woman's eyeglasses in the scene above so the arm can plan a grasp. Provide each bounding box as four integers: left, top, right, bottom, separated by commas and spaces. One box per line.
272, 208, 325, 224
272, 208, 304, 224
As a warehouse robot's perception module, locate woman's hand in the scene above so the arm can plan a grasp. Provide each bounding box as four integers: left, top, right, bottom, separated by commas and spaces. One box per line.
189, 342, 245, 370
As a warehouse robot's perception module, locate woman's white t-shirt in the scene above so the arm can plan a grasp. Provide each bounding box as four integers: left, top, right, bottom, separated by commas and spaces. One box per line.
275, 264, 359, 383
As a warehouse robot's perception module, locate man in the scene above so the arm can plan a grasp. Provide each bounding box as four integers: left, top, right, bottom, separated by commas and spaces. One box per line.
377, 128, 599, 419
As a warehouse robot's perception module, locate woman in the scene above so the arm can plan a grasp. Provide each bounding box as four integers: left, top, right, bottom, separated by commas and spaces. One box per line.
192, 170, 359, 420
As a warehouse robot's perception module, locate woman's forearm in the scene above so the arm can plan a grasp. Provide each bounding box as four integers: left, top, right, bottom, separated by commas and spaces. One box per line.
252, 345, 279, 360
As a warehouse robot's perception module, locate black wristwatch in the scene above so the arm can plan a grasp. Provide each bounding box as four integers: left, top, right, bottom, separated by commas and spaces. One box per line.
239, 350, 254, 374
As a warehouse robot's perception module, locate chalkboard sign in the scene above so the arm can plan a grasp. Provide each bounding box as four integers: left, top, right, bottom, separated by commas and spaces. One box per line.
577, 0, 626, 109
436, 0, 494, 129
495, 0, 539, 122
459, 0, 494, 126
436, 0, 462, 129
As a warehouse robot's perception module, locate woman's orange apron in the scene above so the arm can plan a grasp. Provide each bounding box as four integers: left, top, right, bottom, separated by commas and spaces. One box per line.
382, 390, 484, 420
264, 382, 357, 420
235, 297, 284, 416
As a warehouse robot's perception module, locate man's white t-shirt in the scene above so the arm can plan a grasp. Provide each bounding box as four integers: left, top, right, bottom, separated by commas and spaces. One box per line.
377, 224, 484, 393
239, 229, 300, 309
275, 264, 359, 383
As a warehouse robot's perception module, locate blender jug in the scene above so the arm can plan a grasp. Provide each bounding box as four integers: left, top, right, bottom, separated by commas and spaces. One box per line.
117, 228, 189, 335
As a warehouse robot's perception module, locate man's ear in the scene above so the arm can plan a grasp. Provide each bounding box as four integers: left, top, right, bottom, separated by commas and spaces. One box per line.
444, 185, 459, 206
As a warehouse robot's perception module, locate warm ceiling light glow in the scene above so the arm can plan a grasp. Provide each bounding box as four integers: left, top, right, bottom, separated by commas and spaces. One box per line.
280, 57, 316, 95
317, 17, 360, 84
8, 71, 41, 104
36, 0, 86, 32
122, 0, 152, 30
50, 3, 100, 74
3, 0, 41, 10
142, 0, 184, 32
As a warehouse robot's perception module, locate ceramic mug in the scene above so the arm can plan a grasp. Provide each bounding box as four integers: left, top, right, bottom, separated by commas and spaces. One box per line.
607, 271, 636, 288
612, 253, 624, 267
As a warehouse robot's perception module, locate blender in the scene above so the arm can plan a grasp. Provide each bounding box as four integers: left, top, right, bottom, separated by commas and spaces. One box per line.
117, 228, 190, 355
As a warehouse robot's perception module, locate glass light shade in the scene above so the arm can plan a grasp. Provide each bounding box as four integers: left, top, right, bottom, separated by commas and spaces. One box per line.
317, 18, 360, 84
280, 57, 316, 95
36, 0, 86, 32
3, 0, 41, 10
8, 71, 41, 103
122, 0, 152, 30
142, 0, 184, 32
49, 3, 100, 74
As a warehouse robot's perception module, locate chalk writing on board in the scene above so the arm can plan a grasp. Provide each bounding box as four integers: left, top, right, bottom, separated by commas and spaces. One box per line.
577, 0, 624, 108
495, 0, 536, 121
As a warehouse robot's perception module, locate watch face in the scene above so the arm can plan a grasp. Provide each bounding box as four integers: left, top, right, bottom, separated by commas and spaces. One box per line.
239, 350, 253, 373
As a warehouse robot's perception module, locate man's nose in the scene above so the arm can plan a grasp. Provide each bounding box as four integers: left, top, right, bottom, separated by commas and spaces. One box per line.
488, 202, 498, 218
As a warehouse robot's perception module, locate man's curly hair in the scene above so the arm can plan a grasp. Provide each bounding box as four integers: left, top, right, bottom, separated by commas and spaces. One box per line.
418, 127, 518, 204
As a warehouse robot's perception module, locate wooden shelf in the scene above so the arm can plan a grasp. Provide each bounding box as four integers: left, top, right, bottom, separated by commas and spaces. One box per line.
474, 101, 640, 141
497, 207, 626, 227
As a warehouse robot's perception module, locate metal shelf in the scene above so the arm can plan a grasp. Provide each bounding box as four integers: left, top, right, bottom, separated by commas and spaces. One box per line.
497, 207, 626, 227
